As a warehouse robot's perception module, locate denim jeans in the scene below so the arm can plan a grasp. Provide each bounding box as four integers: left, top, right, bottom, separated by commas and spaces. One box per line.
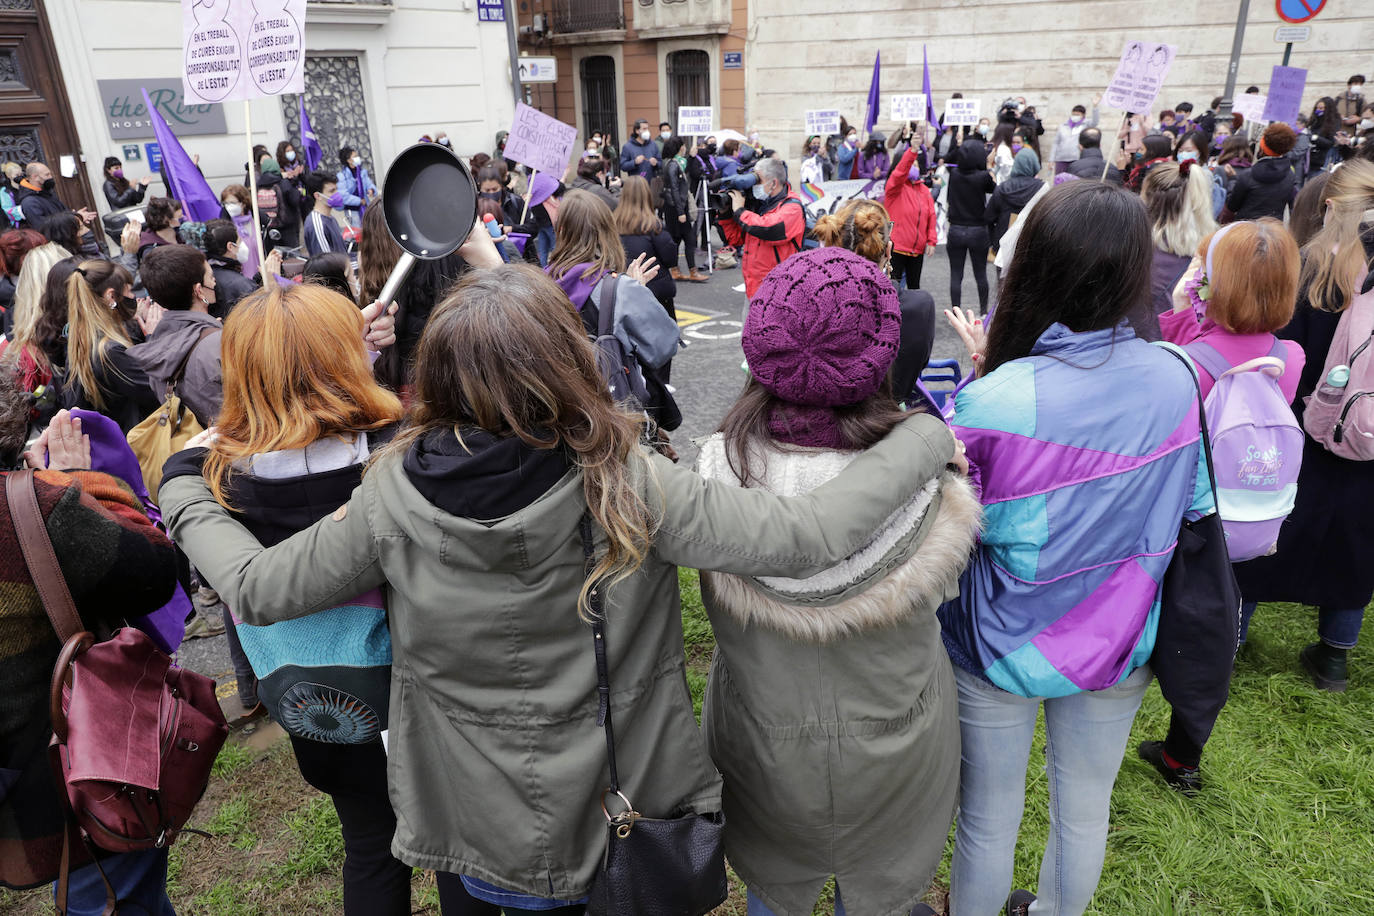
535, 226, 556, 267
1239, 601, 1364, 649
747, 887, 846, 915
61, 847, 175, 916
948, 664, 1152, 916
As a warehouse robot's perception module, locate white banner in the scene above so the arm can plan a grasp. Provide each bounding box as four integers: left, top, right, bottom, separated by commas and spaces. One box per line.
943, 98, 982, 126
1233, 93, 1269, 123
1103, 40, 1177, 113
182, 0, 306, 104
805, 109, 842, 136
677, 106, 713, 136
890, 94, 927, 122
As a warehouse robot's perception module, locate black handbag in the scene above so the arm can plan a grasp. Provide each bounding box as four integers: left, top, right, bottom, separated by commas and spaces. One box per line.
579, 516, 727, 916
1153, 346, 1243, 750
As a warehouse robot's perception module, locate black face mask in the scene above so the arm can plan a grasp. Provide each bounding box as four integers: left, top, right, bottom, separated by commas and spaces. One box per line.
41, 178, 55, 192
479, 191, 501, 200
118, 295, 137, 315
705, 143, 718, 155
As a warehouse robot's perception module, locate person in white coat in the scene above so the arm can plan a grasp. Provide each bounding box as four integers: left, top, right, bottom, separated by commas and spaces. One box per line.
1051, 95, 1102, 175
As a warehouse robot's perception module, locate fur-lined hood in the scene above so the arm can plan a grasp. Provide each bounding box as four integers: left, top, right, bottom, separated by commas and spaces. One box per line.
697, 435, 981, 643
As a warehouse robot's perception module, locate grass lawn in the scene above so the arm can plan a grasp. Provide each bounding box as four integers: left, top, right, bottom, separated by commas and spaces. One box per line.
5, 571, 1372, 915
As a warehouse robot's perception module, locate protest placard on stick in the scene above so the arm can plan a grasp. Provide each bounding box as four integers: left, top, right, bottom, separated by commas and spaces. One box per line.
505, 102, 579, 177
1102, 40, 1177, 113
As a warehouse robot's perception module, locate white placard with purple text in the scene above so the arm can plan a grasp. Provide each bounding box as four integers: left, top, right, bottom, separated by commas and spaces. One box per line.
504, 102, 578, 176
1103, 40, 1177, 114
677, 106, 713, 136
805, 110, 842, 136
943, 98, 982, 126
1233, 93, 1269, 123
890, 94, 928, 122
182, 0, 306, 104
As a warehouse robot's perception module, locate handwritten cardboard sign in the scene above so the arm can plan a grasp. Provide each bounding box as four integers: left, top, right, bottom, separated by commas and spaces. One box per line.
1263, 65, 1308, 124
805, 109, 842, 136
504, 102, 578, 176
181, 0, 306, 104
1103, 40, 1177, 113
1233, 92, 1269, 123
677, 106, 713, 136
943, 98, 982, 126
890, 94, 928, 122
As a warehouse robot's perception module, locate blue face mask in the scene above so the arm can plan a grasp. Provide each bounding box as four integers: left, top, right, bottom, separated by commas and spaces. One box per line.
752, 183, 770, 201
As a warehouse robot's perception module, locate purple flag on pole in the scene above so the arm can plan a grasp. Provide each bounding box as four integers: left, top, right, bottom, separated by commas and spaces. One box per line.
864, 51, 881, 134
140, 88, 220, 223
300, 95, 324, 171
922, 46, 937, 126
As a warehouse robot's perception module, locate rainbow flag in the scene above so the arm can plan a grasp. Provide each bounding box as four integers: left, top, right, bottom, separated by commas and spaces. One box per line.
800, 180, 823, 203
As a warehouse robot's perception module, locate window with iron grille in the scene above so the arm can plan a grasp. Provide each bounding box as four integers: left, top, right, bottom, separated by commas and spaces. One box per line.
666, 50, 709, 120
580, 56, 619, 149
553, 0, 623, 33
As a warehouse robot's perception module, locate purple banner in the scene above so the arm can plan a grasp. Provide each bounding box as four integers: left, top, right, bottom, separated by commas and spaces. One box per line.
1263, 65, 1308, 125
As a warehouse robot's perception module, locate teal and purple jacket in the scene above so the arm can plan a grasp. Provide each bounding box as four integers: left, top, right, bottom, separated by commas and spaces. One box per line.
939, 323, 1214, 698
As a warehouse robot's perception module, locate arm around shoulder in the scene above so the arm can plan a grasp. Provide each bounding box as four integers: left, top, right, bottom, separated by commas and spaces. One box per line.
649, 412, 955, 576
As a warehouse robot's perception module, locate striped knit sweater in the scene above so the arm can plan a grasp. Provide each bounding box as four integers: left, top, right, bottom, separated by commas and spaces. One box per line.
0, 469, 178, 889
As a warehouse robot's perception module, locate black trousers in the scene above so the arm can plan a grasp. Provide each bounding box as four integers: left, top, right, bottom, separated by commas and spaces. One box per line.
665, 210, 696, 271
946, 223, 991, 314
890, 251, 925, 290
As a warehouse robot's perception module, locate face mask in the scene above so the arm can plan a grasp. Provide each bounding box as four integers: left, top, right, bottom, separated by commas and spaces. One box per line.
640, 131, 651, 142
705, 143, 717, 155
660, 131, 671, 141
752, 183, 770, 201
978, 125, 990, 137
480, 191, 501, 200
1177, 150, 1200, 164
111, 168, 124, 179
350, 156, 362, 168
118, 295, 136, 313
1352, 86, 1364, 96
439, 137, 451, 146
749, 132, 759, 143
325, 191, 345, 208
1012, 143, 1023, 153
234, 243, 251, 263
846, 135, 857, 146
1315, 108, 1325, 116
285, 150, 296, 162
41, 178, 55, 192
224, 201, 243, 217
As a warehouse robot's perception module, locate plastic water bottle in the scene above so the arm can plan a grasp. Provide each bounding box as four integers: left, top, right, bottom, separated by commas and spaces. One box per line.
483, 213, 502, 240
1313, 365, 1350, 407
1327, 365, 1351, 388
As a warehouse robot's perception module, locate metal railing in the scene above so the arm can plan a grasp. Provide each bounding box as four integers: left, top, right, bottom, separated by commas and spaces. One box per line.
551, 0, 623, 33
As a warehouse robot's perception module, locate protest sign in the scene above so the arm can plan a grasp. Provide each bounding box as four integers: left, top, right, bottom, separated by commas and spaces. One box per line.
1102, 40, 1177, 113
943, 98, 982, 126
504, 102, 578, 177
1263, 65, 1308, 124
182, 0, 305, 104
890, 94, 928, 122
805, 110, 842, 136
677, 106, 713, 136
1233, 93, 1268, 123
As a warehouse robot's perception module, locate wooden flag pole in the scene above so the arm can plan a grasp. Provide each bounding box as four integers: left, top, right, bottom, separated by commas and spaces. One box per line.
520, 168, 538, 223
244, 99, 268, 281
1104, 111, 1128, 181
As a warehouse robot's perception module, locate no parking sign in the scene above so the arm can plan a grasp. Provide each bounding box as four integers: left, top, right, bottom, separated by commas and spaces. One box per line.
1276, 0, 1324, 24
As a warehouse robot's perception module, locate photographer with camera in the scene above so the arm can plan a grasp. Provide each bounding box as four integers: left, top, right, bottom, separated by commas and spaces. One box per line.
724, 157, 806, 298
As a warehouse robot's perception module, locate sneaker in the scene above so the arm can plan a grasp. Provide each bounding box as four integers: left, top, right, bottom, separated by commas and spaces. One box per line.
911, 906, 937, 916
1006, 890, 1036, 916
1137, 740, 1202, 795
183, 613, 226, 639
1300, 642, 1348, 692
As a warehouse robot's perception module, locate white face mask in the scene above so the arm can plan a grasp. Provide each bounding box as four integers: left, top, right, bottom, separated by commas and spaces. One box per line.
1361, 119, 1374, 131
350, 156, 362, 168
639, 130, 651, 142
660, 131, 671, 141
233, 242, 250, 263
224, 202, 243, 217
284, 150, 296, 162
1351, 86, 1365, 96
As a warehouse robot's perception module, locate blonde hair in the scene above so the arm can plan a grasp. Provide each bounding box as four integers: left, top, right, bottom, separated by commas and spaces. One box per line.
1142, 161, 1218, 257
613, 176, 662, 237
1300, 159, 1374, 312
65, 260, 135, 412
546, 190, 627, 283
12, 241, 72, 345
812, 199, 892, 267
1196, 219, 1300, 334
204, 283, 404, 508
379, 264, 657, 619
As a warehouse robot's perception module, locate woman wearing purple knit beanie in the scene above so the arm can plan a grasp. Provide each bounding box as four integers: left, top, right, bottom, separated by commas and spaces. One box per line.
697, 246, 982, 916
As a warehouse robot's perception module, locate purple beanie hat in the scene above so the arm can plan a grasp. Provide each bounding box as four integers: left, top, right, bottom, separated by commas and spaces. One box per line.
743, 247, 901, 448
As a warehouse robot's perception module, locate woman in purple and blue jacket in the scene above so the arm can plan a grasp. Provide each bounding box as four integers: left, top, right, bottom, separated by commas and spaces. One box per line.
941, 180, 1214, 916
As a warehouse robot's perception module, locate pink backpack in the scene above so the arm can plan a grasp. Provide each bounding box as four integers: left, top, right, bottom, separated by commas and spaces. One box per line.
1303, 268, 1374, 460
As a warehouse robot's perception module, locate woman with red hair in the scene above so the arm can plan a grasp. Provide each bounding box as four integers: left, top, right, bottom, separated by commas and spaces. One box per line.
0, 228, 47, 328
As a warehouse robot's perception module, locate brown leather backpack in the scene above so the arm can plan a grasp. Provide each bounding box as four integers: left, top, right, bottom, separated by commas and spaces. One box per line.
7, 470, 228, 914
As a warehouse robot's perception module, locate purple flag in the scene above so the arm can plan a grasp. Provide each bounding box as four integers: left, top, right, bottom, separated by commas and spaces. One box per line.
922, 46, 937, 126
140, 88, 220, 223
864, 51, 881, 135
300, 95, 324, 172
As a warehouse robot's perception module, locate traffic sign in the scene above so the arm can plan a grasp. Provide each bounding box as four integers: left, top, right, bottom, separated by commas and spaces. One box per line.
518, 57, 557, 83
1276, 0, 1325, 25
1274, 25, 1311, 42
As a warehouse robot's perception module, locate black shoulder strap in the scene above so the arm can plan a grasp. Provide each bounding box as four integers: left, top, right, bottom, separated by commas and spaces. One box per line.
596, 275, 618, 339
165, 326, 216, 399
1160, 344, 1219, 500
580, 514, 620, 794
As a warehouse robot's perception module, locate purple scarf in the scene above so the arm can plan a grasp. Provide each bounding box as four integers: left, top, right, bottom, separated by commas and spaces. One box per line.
549, 261, 607, 311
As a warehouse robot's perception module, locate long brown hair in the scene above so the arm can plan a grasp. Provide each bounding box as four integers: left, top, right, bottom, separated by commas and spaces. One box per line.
204, 283, 403, 508
358, 197, 401, 306
613, 176, 661, 236
546, 190, 626, 283
1299, 159, 1374, 313
378, 264, 656, 617
65, 260, 135, 412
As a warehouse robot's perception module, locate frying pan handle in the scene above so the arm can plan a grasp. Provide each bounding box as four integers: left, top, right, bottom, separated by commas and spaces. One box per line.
376, 251, 417, 311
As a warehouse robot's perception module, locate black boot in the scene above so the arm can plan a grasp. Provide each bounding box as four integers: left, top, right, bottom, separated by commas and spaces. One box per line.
1300, 642, 1348, 692
1138, 740, 1202, 795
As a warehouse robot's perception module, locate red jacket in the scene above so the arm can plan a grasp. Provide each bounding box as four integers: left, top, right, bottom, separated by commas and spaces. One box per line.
733, 185, 807, 298
884, 149, 938, 256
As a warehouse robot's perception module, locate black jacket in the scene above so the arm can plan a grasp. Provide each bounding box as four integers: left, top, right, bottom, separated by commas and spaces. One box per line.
15, 185, 66, 226
207, 255, 259, 319
102, 179, 146, 210
946, 165, 997, 227
255, 172, 303, 247
620, 230, 678, 304
985, 176, 1044, 250
65, 341, 161, 434
1066, 148, 1123, 184
1224, 157, 1296, 222
662, 158, 691, 218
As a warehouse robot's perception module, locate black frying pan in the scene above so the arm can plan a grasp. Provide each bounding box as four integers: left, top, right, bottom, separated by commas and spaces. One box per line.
375, 142, 478, 307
